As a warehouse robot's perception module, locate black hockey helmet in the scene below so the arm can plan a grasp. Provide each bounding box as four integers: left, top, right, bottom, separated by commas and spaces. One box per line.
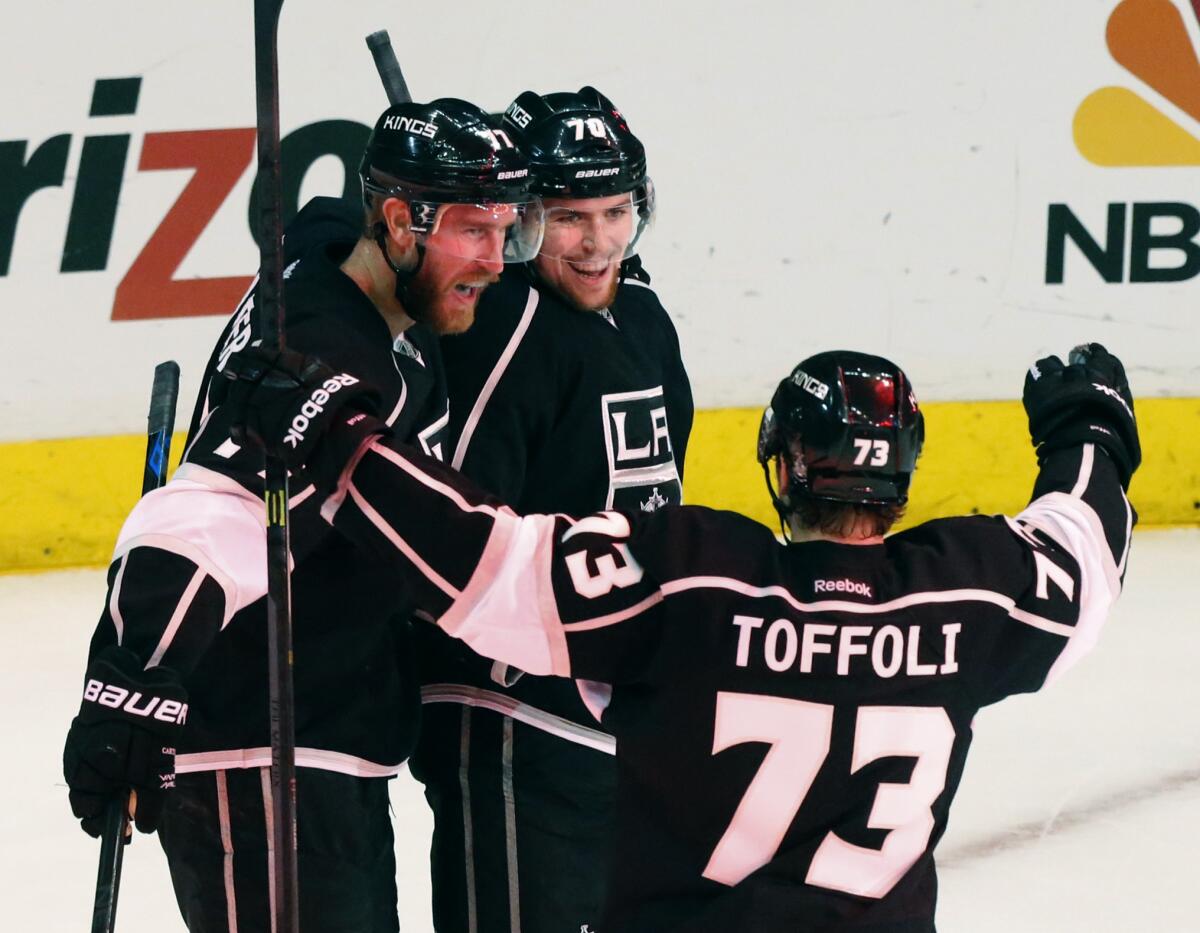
501, 87, 655, 259
358, 98, 544, 263
757, 351, 924, 516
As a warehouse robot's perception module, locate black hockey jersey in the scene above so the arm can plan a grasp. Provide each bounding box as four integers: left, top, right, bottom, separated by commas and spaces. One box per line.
417, 263, 693, 734
327, 437, 1134, 932
87, 197, 449, 776
442, 264, 692, 515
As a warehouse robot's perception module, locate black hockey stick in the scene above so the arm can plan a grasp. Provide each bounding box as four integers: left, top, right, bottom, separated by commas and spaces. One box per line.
252, 1, 300, 931
365, 30, 413, 104
91, 360, 180, 933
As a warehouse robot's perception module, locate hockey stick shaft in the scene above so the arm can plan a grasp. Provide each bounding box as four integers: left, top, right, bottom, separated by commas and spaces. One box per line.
91, 360, 180, 933
143, 361, 182, 495
365, 30, 412, 104
253, 1, 300, 931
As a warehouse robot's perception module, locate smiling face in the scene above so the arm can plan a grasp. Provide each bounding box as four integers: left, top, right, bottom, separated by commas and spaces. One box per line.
532, 193, 637, 311
404, 202, 519, 334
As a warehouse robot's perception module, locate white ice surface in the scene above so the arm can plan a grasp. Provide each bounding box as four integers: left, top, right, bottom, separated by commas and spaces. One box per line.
2, 529, 1198, 932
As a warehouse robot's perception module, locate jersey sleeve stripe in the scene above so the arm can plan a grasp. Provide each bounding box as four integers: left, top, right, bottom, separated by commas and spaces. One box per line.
560, 590, 666, 632
174, 460, 314, 503
1069, 441, 1094, 497
319, 435, 378, 523
109, 552, 130, 644
1018, 492, 1122, 602
1017, 487, 1124, 685
115, 533, 241, 627
144, 566, 208, 668
1007, 607, 1076, 637
1117, 491, 1134, 577
451, 287, 540, 471
346, 481, 461, 599
370, 441, 501, 518
116, 466, 273, 622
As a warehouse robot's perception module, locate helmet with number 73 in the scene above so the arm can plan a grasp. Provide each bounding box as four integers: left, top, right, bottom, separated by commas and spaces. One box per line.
757, 351, 924, 515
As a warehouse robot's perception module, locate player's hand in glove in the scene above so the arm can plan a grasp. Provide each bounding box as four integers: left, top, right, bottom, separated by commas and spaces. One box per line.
223, 345, 390, 495
63, 645, 188, 837
1023, 342, 1140, 487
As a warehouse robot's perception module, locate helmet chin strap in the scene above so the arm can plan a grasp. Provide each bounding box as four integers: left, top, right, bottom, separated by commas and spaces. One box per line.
762, 459, 796, 543
373, 223, 426, 320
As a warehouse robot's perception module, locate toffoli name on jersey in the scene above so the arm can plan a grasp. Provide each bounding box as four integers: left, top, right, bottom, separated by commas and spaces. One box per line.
732, 615, 961, 678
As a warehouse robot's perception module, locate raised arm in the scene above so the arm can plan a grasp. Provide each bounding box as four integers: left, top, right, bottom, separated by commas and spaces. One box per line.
1010, 343, 1139, 683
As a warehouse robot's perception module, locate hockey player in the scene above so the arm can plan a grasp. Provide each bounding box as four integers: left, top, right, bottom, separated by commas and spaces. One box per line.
61, 99, 542, 933
226, 341, 1139, 932
409, 86, 693, 933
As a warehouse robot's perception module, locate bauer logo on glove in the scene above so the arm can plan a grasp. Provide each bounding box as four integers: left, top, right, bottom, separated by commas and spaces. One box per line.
82, 677, 189, 724
63, 645, 188, 836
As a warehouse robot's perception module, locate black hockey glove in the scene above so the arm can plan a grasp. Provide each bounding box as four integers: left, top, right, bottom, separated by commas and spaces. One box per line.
223, 345, 390, 495
1023, 343, 1140, 487
63, 645, 188, 837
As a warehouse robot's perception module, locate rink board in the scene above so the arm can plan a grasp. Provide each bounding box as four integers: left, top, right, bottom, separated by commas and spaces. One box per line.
1, 396, 1195, 573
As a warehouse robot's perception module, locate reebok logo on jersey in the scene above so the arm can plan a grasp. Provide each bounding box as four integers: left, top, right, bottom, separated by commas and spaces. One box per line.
284, 373, 360, 449
83, 679, 189, 724
814, 578, 873, 598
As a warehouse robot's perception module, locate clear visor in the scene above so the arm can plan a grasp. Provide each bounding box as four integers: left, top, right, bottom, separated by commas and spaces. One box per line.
412, 199, 546, 264
536, 182, 655, 265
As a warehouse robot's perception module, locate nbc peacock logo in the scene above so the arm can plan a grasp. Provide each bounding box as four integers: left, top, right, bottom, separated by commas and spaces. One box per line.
1074, 0, 1200, 166
1045, 0, 1200, 284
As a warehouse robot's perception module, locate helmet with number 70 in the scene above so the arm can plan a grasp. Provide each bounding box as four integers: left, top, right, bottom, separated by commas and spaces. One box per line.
757, 351, 925, 520
500, 86, 656, 310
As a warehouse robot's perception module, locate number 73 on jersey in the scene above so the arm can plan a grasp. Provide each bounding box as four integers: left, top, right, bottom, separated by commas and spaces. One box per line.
703, 693, 954, 900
